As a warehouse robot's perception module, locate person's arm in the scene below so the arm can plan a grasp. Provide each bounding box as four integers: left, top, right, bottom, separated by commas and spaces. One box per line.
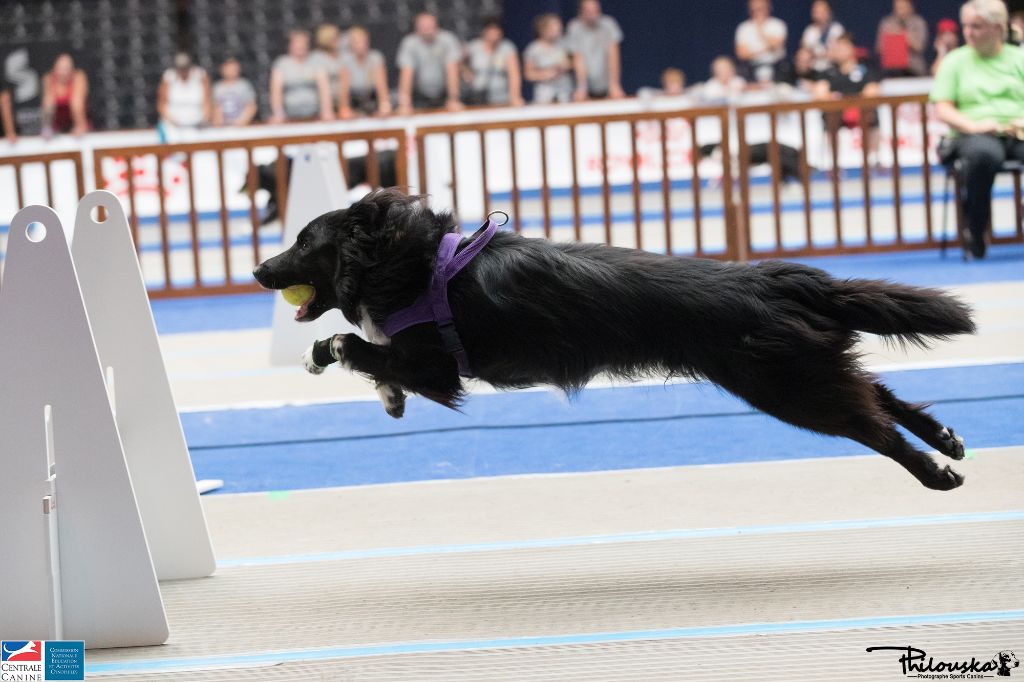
735, 24, 755, 62
1, 90, 16, 142
572, 51, 588, 101
759, 21, 786, 51
316, 69, 335, 120
71, 71, 89, 135
157, 77, 171, 124
201, 71, 212, 124
269, 67, 285, 123
934, 100, 1005, 135
445, 51, 464, 111
607, 40, 624, 98
338, 65, 354, 119
813, 77, 832, 100
862, 81, 881, 98
907, 16, 927, 52
373, 59, 392, 116
397, 66, 414, 114
238, 100, 258, 125
507, 50, 524, 106
41, 73, 55, 136
212, 100, 224, 126
523, 49, 555, 82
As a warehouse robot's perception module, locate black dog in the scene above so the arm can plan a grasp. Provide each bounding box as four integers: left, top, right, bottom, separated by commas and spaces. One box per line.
254, 189, 976, 490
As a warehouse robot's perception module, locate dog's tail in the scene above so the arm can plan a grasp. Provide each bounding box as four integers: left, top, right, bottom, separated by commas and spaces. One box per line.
826, 276, 976, 347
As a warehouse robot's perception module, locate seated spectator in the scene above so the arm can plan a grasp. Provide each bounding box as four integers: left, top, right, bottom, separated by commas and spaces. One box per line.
462, 18, 523, 106
815, 33, 881, 163
1009, 11, 1023, 45
157, 52, 210, 131
875, 0, 929, 77
790, 46, 824, 91
931, 0, 1024, 258
800, 0, 844, 75
212, 57, 257, 126
0, 79, 15, 143
41, 53, 89, 137
338, 26, 392, 118
695, 56, 747, 104
396, 13, 464, 114
311, 24, 345, 102
735, 0, 788, 83
932, 19, 961, 75
566, 0, 624, 101
523, 13, 574, 104
637, 68, 688, 99
270, 29, 334, 123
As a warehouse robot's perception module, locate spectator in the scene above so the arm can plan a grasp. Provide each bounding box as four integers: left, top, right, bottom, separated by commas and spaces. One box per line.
815, 32, 882, 163
0, 80, 15, 143
523, 13, 574, 104
800, 0, 844, 75
932, 19, 961, 75
269, 29, 334, 123
1010, 11, 1024, 45
735, 0, 788, 83
931, 0, 1024, 258
212, 57, 257, 126
396, 12, 464, 114
875, 0, 929, 77
788, 46, 823, 92
566, 0, 624, 101
338, 26, 392, 118
462, 18, 523, 106
157, 52, 210, 132
695, 56, 747, 104
311, 24, 345, 102
637, 68, 687, 99
41, 53, 89, 137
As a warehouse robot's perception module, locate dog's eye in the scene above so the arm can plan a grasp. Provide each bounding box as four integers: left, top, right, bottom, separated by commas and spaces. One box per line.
298, 239, 309, 250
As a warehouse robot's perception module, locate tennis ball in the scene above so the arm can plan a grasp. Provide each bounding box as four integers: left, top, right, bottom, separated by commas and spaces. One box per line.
282, 284, 315, 306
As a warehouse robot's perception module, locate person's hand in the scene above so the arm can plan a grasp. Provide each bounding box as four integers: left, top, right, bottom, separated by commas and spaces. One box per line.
319, 110, 335, 122
445, 98, 465, 112
396, 102, 413, 116
339, 106, 355, 120
376, 100, 393, 117
72, 124, 88, 137
5, 131, 16, 144
608, 84, 626, 100
969, 120, 1005, 135
268, 112, 286, 125
41, 125, 54, 140
573, 87, 588, 102
509, 95, 525, 107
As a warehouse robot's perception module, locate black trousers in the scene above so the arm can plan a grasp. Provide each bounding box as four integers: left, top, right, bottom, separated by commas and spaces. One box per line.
952, 134, 1024, 255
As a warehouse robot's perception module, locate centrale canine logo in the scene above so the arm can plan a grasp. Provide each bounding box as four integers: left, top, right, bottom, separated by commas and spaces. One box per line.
866, 646, 1020, 678
1, 641, 41, 662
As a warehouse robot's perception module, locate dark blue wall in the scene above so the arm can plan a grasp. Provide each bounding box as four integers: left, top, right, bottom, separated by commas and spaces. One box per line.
504, 0, 966, 92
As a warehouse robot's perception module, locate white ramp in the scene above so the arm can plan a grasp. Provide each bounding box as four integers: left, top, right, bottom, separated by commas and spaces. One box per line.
269, 143, 360, 366
71, 191, 216, 581
0, 205, 168, 648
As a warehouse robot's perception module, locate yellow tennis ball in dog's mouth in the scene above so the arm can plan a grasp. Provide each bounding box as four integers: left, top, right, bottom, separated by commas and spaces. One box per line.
282, 284, 315, 307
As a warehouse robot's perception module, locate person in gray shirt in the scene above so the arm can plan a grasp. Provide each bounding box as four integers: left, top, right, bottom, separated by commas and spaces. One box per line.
310, 24, 345, 102
269, 29, 334, 122
524, 13, 574, 104
462, 18, 523, 106
566, 0, 625, 100
339, 26, 392, 118
212, 57, 257, 126
396, 12, 464, 114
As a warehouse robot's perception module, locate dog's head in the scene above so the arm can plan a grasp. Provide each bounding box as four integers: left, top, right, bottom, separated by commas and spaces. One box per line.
253, 189, 438, 324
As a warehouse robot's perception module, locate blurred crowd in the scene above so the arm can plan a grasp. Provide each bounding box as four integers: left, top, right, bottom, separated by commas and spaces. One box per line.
0, 0, 1021, 145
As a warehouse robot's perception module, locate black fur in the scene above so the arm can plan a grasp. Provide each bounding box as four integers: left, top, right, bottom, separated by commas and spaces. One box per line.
254, 189, 977, 490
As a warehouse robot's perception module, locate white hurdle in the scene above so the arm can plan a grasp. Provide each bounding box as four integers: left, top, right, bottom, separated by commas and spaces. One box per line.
269, 143, 360, 366
0, 191, 215, 649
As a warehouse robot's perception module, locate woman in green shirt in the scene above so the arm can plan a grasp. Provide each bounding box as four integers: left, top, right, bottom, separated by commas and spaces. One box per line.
931, 0, 1024, 258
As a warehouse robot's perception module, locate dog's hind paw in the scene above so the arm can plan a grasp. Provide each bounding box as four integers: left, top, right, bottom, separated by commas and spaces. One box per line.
937, 427, 966, 460
924, 465, 965, 491
302, 346, 326, 375
376, 382, 406, 419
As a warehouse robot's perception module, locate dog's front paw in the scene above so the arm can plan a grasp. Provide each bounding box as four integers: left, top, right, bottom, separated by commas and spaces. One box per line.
302, 345, 326, 375
376, 382, 406, 419
330, 334, 352, 370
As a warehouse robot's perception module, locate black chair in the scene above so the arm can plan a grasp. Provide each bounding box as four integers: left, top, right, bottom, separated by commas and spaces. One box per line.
941, 156, 1024, 259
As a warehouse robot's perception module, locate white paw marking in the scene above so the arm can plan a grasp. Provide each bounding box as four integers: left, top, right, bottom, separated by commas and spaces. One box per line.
330, 335, 352, 369
302, 346, 325, 375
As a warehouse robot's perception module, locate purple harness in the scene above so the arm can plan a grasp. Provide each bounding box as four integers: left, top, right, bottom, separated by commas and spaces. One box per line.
382, 218, 499, 377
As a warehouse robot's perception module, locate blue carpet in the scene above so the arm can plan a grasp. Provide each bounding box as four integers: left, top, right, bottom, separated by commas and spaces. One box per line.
184, 363, 1024, 493
151, 244, 1024, 335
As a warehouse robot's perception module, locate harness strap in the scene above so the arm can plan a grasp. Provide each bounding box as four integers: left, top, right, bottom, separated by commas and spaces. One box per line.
381, 219, 498, 377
